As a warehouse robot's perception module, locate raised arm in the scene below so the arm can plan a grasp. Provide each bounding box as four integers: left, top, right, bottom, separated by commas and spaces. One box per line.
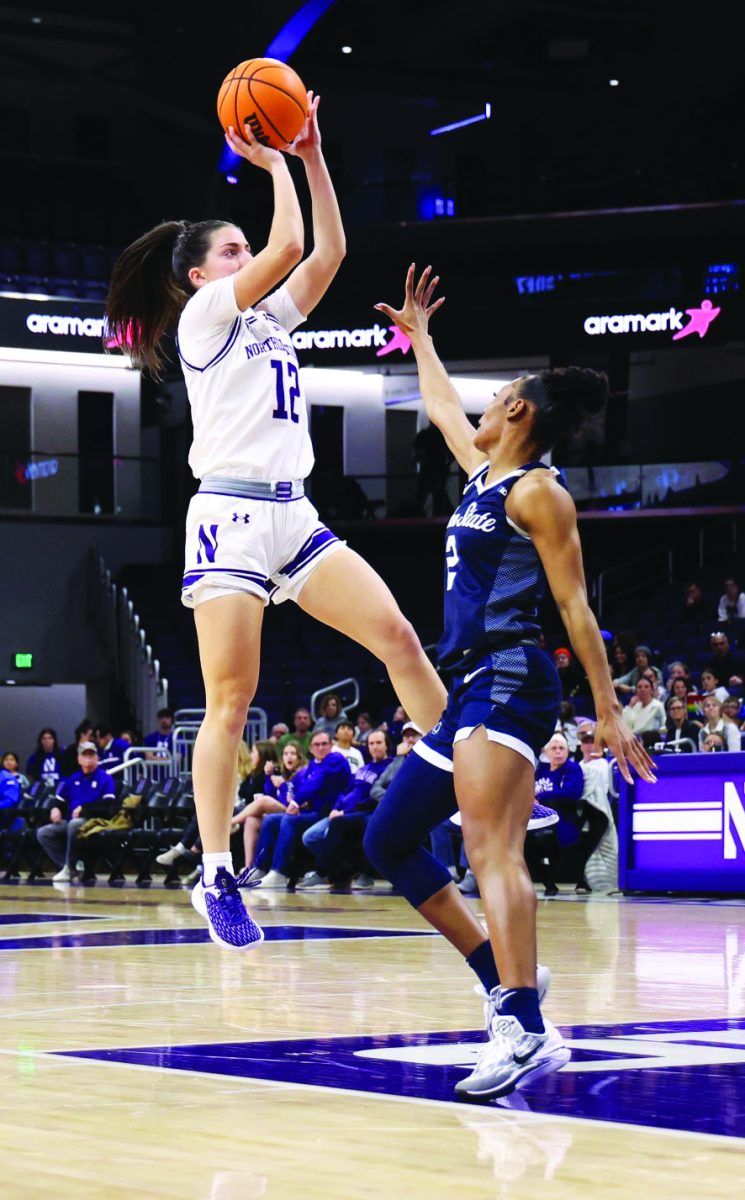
509, 472, 656, 784
223, 125, 304, 311
283, 93, 346, 315
375, 265, 486, 475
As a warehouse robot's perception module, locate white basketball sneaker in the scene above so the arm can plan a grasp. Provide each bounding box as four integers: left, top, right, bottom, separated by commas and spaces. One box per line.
455, 990, 570, 1100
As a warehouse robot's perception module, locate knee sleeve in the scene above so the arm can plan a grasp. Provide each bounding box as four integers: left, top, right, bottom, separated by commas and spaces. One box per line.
364, 752, 458, 909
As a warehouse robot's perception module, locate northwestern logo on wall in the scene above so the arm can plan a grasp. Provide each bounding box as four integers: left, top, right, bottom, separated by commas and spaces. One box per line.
632, 780, 745, 861
583, 299, 721, 341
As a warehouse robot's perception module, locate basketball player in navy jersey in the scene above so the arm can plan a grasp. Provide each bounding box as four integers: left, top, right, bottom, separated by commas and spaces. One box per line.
367, 266, 655, 1099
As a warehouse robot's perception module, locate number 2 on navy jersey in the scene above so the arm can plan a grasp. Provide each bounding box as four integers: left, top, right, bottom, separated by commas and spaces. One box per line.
445, 534, 459, 590
270, 358, 300, 423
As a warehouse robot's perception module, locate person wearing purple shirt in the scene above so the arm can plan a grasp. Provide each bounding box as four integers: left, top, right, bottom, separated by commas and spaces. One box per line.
94, 724, 129, 773
26, 727, 64, 786
258, 730, 352, 887
533, 732, 585, 896
298, 729, 392, 890
143, 708, 175, 755
36, 742, 115, 882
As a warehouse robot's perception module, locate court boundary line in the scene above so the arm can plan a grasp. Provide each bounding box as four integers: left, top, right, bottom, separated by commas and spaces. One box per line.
13, 1046, 743, 1149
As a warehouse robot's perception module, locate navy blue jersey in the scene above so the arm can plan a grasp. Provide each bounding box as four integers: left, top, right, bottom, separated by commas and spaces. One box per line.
437, 461, 565, 672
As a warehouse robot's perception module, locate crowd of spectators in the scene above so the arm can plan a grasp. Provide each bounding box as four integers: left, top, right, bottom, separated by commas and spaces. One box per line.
2, 575, 744, 894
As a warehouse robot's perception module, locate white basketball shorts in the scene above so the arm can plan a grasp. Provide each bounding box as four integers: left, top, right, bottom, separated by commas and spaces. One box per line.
181, 492, 345, 609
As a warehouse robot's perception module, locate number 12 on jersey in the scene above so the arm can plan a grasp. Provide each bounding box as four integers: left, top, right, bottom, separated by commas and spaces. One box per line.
270, 358, 300, 424
445, 534, 459, 590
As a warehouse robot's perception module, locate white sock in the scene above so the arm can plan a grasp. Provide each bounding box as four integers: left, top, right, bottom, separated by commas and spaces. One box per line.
202, 852, 233, 887
175, 842, 187, 855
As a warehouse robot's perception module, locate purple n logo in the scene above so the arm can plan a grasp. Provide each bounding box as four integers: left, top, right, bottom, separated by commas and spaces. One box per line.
196, 523, 219, 565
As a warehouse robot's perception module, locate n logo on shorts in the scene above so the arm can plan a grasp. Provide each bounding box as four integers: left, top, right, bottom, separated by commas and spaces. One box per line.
196, 523, 219, 565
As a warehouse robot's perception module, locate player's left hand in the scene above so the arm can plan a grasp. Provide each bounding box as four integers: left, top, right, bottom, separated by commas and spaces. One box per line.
595, 712, 657, 784
286, 91, 321, 159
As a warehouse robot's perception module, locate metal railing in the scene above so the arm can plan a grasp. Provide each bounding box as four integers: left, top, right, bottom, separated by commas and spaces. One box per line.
596, 546, 674, 620
94, 555, 169, 737
171, 709, 269, 778
310, 678, 360, 719
120, 747, 173, 789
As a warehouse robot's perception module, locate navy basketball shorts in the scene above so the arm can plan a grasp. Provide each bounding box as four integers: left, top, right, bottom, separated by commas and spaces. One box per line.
414, 643, 562, 773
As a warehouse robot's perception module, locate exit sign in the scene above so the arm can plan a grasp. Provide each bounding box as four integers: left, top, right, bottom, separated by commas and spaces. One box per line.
13, 652, 33, 670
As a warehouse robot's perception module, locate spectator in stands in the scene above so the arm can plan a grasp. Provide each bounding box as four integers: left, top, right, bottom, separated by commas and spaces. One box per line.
238, 740, 278, 801
682, 579, 706, 629
555, 700, 579, 752
613, 645, 662, 695
722, 696, 745, 730
665, 661, 689, 687
621, 677, 666, 740
119, 730, 136, 746
1, 752, 29, 790
270, 722, 289, 742
535, 734, 585, 805
698, 696, 740, 752
707, 632, 745, 688
36, 742, 115, 882
298, 730, 392, 889
230, 741, 306, 882
60, 719, 94, 777
312, 692, 346, 736
333, 720, 365, 773
276, 708, 312, 757
94, 724, 129, 773
534, 733, 585, 896
669, 675, 696, 713
702, 732, 726, 752
574, 722, 616, 893
157, 741, 257, 874
610, 638, 635, 681
26, 728, 63, 786
718, 577, 745, 623
699, 667, 730, 705
370, 722, 423, 803
553, 648, 584, 698
386, 705, 408, 748
664, 698, 701, 752
143, 708, 175, 754
354, 712, 374, 751
260, 731, 352, 888
641, 667, 668, 704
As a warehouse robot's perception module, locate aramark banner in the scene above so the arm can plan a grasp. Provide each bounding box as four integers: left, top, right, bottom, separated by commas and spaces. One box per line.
1, 287, 741, 363
619, 754, 745, 894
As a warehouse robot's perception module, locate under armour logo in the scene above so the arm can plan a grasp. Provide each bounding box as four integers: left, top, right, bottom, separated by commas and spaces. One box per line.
232, 513, 250, 524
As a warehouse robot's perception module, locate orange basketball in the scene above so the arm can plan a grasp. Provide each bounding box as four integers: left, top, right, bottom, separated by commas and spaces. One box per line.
217, 57, 308, 150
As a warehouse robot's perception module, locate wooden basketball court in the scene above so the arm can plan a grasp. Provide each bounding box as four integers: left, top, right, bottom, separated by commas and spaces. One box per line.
0, 883, 742, 1199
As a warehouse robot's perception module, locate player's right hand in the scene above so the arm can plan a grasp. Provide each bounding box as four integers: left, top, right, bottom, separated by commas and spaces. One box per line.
225, 124, 284, 170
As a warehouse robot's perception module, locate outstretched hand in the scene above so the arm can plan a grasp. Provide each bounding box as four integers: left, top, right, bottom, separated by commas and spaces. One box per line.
595, 713, 657, 785
286, 91, 321, 159
224, 123, 284, 171
374, 263, 445, 341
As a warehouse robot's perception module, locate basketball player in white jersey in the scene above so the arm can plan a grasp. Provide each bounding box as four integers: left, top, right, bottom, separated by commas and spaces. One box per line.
106, 95, 448, 949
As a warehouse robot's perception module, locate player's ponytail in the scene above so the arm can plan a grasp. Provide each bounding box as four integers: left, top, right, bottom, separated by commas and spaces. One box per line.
517, 367, 608, 452
106, 218, 229, 377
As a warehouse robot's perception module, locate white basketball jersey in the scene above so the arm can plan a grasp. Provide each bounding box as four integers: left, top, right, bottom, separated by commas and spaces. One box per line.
177, 276, 313, 481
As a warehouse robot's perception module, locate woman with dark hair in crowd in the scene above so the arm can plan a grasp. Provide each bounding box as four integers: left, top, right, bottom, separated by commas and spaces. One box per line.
312, 692, 346, 736
26, 728, 64, 785
609, 635, 636, 680
669, 675, 696, 716
365, 265, 654, 1101
106, 103, 447, 951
